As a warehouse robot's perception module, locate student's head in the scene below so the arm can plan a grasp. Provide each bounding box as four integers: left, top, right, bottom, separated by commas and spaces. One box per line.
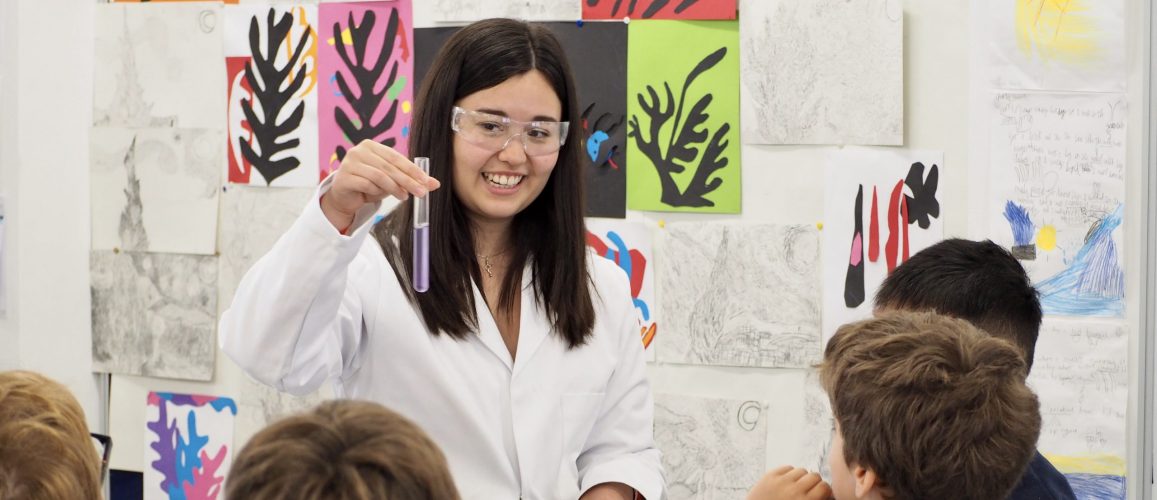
376, 18, 595, 348
874, 238, 1043, 371
0, 370, 102, 500
225, 399, 460, 500
820, 312, 1041, 500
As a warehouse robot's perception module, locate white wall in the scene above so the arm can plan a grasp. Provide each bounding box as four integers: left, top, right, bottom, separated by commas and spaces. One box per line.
0, 0, 20, 370
0, 0, 103, 431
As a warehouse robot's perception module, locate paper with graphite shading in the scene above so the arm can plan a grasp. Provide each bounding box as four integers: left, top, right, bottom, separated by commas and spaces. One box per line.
739, 0, 902, 145
654, 394, 767, 499
658, 222, 821, 368
217, 185, 315, 315
429, 0, 579, 22
91, 250, 218, 381
90, 127, 222, 255
627, 20, 740, 213
94, 3, 225, 129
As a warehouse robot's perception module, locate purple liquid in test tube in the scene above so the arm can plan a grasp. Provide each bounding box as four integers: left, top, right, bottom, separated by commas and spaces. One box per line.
412, 157, 430, 293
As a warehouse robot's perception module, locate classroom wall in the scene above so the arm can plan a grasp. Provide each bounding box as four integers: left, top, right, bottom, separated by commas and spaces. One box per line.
0, 1, 1148, 498
97, 0, 984, 476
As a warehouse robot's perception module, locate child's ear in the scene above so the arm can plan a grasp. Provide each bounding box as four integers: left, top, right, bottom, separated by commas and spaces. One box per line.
852, 466, 894, 499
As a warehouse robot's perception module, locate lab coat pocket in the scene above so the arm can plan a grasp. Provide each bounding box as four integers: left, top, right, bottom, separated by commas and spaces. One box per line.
559, 392, 606, 484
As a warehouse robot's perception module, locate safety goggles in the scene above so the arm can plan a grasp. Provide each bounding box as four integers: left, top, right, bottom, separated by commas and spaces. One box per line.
451, 106, 569, 157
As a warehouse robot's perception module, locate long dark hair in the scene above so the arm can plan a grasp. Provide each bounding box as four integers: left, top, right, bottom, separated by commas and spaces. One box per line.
373, 19, 594, 348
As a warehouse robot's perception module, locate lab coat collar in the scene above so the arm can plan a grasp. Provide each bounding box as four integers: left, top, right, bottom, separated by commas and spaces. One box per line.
469, 262, 550, 376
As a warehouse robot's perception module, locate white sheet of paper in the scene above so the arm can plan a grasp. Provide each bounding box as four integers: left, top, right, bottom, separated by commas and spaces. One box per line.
985, 0, 1125, 92
738, 0, 902, 145
1029, 319, 1127, 466
822, 148, 945, 343
586, 218, 658, 362
224, 5, 320, 188
654, 394, 768, 500
658, 222, 821, 368
94, 4, 225, 129
90, 127, 222, 255
430, 0, 579, 21
986, 92, 1126, 317
91, 251, 217, 381
144, 393, 236, 500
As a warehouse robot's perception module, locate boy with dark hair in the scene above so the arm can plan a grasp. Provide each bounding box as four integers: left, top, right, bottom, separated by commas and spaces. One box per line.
874, 238, 1074, 499
749, 312, 1042, 500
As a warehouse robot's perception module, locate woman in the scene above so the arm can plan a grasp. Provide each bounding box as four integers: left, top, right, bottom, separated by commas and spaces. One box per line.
220, 18, 664, 499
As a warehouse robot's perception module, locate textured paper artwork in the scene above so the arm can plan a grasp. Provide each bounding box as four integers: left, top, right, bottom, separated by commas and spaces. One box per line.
658, 222, 821, 368
91, 251, 217, 381
318, 1, 413, 181
988, 93, 1126, 317
654, 394, 768, 499
586, 218, 657, 360
627, 21, 740, 213
225, 5, 320, 187
430, 0, 579, 22
739, 0, 901, 145
94, 3, 225, 129
90, 127, 222, 255
217, 185, 314, 314
987, 0, 1126, 92
797, 371, 834, 480
822, 148, 944, 341
145, 392, 236, 500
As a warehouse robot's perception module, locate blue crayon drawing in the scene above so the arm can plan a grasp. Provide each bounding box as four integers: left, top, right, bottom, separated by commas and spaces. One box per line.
1065, 473, 1125, 500
1036, 205, 1125, 317
1003, 200, 1036, 246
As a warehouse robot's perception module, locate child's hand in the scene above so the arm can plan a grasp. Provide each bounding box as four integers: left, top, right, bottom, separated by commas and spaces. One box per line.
747, 466, 833, 500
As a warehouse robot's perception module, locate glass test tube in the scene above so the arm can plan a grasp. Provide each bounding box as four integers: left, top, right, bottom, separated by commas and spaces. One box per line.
412, 157, 430, 293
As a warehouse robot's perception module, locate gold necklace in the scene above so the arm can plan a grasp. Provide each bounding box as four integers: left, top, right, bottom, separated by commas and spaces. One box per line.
477, 249, 508, 279
479, 253, 495, 278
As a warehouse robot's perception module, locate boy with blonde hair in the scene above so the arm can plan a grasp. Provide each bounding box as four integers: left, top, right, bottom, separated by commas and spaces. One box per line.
0, 370, 103, 500
226, 399, 460, 500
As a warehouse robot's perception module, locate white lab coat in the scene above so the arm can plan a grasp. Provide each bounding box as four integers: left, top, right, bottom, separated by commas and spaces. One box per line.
219, 179, 665, 500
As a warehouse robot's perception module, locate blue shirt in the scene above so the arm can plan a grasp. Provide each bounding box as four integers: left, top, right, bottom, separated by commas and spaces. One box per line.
1008, 451, 1077, 500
